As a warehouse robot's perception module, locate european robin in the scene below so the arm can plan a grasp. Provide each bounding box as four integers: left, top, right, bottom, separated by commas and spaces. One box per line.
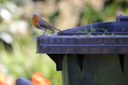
32, 14, 62, 35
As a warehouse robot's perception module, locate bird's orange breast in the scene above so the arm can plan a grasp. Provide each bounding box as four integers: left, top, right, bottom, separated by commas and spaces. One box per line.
32, 16, 40, 28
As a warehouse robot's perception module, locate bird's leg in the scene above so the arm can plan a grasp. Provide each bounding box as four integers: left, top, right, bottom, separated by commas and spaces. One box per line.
42, 29, 47, 36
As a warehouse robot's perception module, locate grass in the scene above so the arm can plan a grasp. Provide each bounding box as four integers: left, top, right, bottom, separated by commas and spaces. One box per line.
78, 27, 109, 35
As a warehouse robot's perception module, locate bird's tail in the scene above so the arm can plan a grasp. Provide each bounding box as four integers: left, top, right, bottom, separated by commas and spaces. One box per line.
51, 26, 63, 33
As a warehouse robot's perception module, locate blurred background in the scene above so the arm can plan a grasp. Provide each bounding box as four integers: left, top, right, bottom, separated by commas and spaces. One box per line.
0, 0, 128, 85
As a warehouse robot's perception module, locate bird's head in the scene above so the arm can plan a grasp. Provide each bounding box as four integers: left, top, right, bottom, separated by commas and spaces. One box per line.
33, 13, 40, 19
32, 13, 40, 28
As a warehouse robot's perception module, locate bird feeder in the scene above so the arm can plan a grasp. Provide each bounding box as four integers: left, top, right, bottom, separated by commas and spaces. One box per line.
37, 16, 128, 85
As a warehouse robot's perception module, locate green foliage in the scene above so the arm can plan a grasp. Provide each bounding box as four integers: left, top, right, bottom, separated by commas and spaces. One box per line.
0, 0, 8, 4
79, 6, 103, 25
0, 36, 62, 84
49, 10, 60, 25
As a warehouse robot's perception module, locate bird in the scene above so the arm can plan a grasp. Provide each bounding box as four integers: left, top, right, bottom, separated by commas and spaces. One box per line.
32, 13, 63, 35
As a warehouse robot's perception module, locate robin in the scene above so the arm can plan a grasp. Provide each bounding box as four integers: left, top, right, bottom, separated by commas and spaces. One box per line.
32, 14, 62, 35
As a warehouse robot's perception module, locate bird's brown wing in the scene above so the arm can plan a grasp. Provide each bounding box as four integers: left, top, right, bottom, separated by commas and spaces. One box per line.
39, 18, 62, 32
39, 18, 54, 31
